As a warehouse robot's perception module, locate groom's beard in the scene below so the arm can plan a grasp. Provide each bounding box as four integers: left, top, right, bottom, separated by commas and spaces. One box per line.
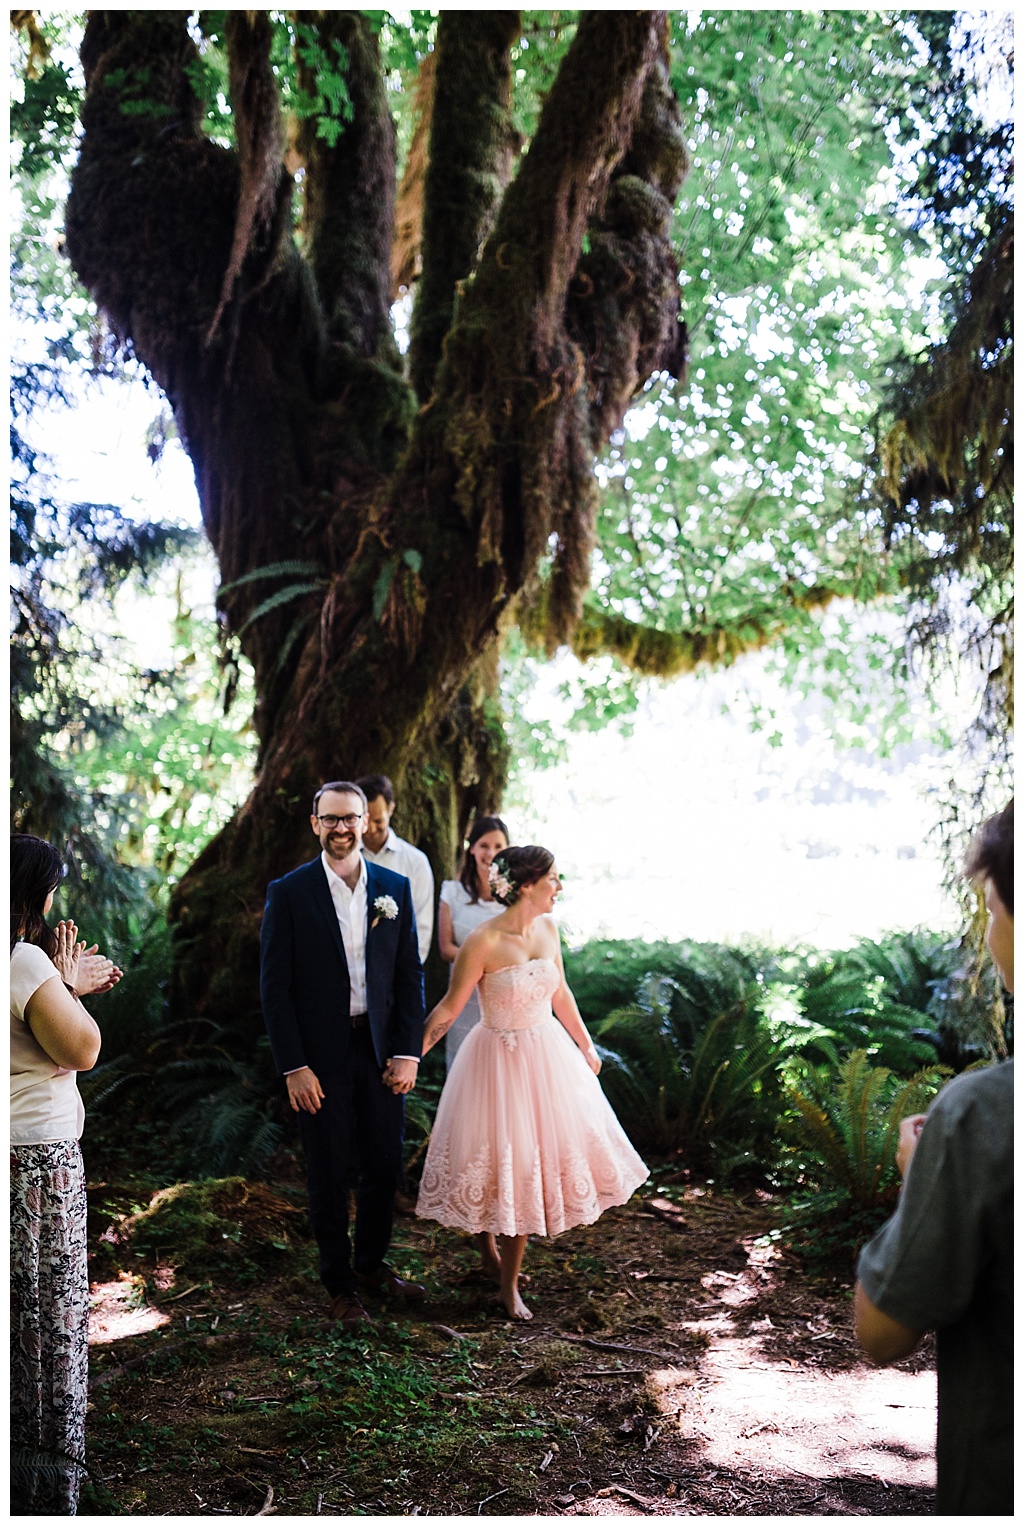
326, 832, 356, 860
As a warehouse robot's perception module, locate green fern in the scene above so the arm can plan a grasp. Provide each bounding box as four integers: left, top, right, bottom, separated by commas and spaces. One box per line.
594, 973, 788, 1170
786, 1049, 949, 1206
82, 1020, 283, 1179
781, 1049, 950, 1271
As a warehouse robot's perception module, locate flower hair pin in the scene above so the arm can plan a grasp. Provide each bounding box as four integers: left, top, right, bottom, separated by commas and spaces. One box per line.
371, 894, 399, 928
488, 859, 514, 905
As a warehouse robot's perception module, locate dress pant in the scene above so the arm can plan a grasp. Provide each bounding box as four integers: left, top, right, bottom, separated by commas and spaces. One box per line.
297, 1023, 405, 1297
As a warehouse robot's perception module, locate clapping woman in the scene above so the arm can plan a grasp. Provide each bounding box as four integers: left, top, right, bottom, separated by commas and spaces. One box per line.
10, 833, 121, 1514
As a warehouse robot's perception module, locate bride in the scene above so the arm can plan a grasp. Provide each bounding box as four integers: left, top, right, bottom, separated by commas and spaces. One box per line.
415, 846, 648, 1319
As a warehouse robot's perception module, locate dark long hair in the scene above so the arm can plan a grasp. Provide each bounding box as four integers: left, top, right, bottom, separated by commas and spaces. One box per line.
459, 815, 510, 903
11, 833, 64, 957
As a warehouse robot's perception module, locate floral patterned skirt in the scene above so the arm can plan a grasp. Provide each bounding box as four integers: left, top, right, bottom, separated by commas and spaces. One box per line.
10, 1138, 90, 1515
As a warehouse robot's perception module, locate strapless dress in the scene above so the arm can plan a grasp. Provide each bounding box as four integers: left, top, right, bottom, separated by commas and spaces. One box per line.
415, 958, 648, 1237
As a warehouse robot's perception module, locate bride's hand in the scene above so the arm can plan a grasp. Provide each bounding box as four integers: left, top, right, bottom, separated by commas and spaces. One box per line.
584, 1044, 601, 1076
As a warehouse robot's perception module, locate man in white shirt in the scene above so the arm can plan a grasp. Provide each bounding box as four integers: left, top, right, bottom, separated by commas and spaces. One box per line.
356, 774, 435, 966
259, 781, 426, 1324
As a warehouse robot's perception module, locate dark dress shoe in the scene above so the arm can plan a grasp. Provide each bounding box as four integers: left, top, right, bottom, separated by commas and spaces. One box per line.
355, 1263, 426, 1301
329, 1291, 375, 1325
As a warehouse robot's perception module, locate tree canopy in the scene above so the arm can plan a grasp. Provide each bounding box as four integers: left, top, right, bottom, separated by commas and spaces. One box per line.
9, 9, 1013, 1019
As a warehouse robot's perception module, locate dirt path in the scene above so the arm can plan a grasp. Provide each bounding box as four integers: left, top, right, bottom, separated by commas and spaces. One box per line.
84, 1183, 936, 1515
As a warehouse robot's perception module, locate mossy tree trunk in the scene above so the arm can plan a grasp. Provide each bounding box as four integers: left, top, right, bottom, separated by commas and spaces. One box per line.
65, 11, 689, 1031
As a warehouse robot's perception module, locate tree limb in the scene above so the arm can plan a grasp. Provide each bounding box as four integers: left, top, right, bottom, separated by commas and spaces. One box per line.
569, 590, 840, 678
408, 10, 521, 402
206, 12, 286, 345
295, 11, 397, 358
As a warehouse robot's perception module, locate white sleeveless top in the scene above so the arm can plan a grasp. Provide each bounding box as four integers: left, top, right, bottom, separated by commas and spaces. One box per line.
10, 941, 86, 1144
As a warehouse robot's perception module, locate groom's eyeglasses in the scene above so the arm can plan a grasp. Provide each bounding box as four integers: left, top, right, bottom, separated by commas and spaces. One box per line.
316, 813, 363, 830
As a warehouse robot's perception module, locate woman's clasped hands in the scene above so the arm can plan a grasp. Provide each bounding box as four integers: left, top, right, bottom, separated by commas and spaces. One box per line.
53, 919, 123, 996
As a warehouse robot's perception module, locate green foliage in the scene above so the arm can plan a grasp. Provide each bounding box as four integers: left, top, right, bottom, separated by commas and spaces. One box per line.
593, 959, 786, 1172
292, 23, 353, 146
82, 1015, 283, 1181
780, 1048, 951, 1271
564, 937, 764, 1027
786, 931, 960, 1076
116, 1177, 309, 1288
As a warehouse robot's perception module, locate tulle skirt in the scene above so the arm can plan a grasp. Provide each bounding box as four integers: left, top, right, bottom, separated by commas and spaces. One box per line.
416, 1015, 649, 1237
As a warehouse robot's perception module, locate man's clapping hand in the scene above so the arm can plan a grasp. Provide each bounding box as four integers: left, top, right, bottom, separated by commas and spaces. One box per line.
286, 1066, 325, 1113
896, 1114, 927, 1179
382, 1058, 418, 1095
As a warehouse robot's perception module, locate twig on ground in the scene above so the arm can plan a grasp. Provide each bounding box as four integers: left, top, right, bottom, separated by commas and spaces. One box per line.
255, 1483, 275, 1515
155, 1282, 206, 1304
558, 1335, 671, 1361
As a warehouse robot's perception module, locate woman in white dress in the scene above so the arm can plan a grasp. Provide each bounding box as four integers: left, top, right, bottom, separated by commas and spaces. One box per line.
437, 815, 509, 1070
417, 847, 648, 1320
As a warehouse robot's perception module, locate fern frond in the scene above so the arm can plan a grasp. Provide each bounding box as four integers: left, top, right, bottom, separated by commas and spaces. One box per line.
219, 560, 325, 592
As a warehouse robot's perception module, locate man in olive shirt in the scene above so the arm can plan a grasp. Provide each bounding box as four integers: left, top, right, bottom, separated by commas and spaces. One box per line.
854, 801, 1013, 1516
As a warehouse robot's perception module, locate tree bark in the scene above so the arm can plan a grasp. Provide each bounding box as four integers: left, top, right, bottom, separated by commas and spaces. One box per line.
65, 10, 688, 1031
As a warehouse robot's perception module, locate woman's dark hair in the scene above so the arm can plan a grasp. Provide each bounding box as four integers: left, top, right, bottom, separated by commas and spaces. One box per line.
489, 845, 554, 907
459, 815, 510, 902
964, 799, 1014, 915
11, 833, 63, 957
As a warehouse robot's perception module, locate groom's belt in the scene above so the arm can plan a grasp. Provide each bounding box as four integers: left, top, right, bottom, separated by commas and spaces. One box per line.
350, 1011, 369, 1028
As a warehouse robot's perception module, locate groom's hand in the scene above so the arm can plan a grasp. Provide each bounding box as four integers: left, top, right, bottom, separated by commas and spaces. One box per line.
383, 1057, 418, 1095
286, 1066, 325, 1113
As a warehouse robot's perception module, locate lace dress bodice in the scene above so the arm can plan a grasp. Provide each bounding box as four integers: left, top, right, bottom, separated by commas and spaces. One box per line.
479, 959, 559, 1033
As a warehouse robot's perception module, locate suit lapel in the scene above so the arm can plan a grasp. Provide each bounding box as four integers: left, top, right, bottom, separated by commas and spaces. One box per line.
364, 861, 380, 952
305, 858, 347, 970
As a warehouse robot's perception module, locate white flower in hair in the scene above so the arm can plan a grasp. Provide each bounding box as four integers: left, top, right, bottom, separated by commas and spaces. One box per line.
488, 860, 514, 904
372, 894, 399, 928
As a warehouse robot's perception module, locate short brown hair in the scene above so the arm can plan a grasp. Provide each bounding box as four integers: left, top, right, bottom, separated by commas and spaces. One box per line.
964, 799, 1013, 914
355, 774, 394, 808
312, 780, 367, 816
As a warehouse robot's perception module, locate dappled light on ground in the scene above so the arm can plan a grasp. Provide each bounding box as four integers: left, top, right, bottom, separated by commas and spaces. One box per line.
89, 1273, 170, 1346
80, 1181, 938, 1514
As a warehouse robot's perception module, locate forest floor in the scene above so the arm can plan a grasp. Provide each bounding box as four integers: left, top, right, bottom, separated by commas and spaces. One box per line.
80, 1153, 937, 1517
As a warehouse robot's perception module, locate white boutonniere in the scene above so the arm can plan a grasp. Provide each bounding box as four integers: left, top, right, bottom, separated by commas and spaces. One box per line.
371, 894, 399, 929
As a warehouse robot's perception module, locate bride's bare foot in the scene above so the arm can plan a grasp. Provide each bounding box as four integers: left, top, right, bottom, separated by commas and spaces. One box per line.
500, 1285, 533, 1320
478, 1232, 501, 1281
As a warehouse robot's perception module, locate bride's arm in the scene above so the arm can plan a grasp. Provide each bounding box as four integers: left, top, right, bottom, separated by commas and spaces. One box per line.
421, 931, 489, 1054
548, 922, 601, 1074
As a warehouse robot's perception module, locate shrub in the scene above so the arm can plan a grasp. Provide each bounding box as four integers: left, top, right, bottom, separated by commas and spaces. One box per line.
82, 1019, 285, 1180
593, 960, 788, 1173
780, 1049, 950, 1272
564, 938, 763, 1028
790, 931, 960, 1076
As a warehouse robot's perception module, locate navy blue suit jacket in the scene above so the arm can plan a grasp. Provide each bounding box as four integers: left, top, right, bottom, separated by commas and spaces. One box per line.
259, 857, 425, 1076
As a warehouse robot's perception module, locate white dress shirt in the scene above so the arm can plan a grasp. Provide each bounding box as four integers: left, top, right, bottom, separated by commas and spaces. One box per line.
361, 828, 435, 964
322, 851, 368, 1014
315, 851, 418, 1070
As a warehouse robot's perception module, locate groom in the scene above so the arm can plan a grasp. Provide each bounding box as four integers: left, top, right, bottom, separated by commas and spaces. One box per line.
259, 780, 426, 1323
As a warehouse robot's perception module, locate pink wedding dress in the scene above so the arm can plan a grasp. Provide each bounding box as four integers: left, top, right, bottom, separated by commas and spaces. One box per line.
415, 958, 648, 1237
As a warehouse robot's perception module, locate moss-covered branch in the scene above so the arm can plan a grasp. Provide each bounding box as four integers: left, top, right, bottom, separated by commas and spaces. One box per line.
878, 213, 1013, 538
408, 11, 520, 402
568, 588, 841, 678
